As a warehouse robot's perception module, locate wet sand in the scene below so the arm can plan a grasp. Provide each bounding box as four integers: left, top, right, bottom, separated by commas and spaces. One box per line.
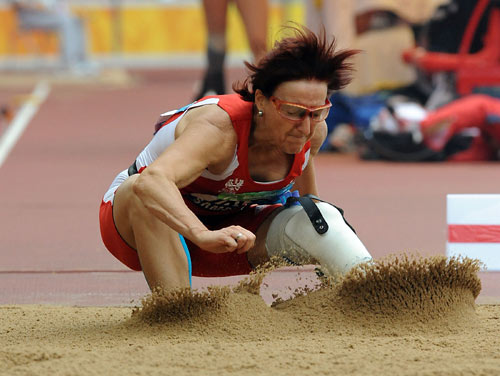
2, 256, 500, 376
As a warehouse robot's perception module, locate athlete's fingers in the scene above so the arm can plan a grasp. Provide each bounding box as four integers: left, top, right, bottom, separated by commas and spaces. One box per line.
223, 235, 239, 252
236, 241, 253, 254
235, 233, 254, 254
217, 226, 255, 253
232, 226, 255, 241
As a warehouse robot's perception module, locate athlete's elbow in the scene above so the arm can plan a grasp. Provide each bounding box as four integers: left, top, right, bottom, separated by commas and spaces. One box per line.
131, 175, 147, 204
132, 169, 159, 200
132, 168, 174, 201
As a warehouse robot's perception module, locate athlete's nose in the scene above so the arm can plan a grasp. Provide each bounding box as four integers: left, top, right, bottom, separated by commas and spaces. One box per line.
296, 115, 312, 136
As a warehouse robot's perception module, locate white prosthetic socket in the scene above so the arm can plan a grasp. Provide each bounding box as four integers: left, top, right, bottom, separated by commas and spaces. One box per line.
265, 199, 372, 276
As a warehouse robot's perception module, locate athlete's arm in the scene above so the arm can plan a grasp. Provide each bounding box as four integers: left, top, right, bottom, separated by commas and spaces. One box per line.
293, 121, 328, 196
132, 105, 255, 254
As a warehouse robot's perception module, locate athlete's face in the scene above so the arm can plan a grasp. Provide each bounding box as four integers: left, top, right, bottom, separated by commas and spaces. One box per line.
256, 79, 329, 154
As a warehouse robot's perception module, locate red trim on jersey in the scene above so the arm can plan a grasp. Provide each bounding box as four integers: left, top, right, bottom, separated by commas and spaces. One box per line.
99, 200, 142, 271
448, 224, 500, 243
155, 111, 184, 133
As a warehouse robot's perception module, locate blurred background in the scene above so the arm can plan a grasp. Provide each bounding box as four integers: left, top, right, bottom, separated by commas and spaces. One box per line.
0, 0, 310, 75
1, 0, 499, 161
1, 0, 302, 70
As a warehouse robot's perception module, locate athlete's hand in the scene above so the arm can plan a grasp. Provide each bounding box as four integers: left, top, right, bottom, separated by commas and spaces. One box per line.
193, 226, 255, 254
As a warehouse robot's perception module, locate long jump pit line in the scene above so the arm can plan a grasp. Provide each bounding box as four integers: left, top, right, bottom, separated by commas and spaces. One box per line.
0, 80, 50, 168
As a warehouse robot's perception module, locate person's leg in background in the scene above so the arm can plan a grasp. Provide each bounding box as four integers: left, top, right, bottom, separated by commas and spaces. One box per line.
305, 0, 322, 35
195, 0, 269, 100
317, 0, 356, 49
195, 0, 229, 99
55, 3, 98, 75
234, 0, 268, 63
59, 15, 84, 66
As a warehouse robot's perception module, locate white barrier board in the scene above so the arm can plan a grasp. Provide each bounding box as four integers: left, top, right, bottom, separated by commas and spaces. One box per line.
447, 194, 500, 271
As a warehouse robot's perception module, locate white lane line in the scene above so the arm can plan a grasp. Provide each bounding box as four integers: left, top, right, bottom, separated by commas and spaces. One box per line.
0, 80, 51, 168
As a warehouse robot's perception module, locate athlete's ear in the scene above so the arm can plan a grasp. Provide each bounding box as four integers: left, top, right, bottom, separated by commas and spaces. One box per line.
254, 89, 268, 114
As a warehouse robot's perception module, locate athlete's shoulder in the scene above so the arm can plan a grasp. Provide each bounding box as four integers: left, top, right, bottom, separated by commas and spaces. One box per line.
180, 101, 234, 135
215, 94, 254, 122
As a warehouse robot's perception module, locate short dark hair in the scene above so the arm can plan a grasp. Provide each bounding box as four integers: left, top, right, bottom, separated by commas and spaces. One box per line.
233, 26, 359, 102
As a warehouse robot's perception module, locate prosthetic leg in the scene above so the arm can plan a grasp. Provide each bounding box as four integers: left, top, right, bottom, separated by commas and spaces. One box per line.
266, 195, 372, 276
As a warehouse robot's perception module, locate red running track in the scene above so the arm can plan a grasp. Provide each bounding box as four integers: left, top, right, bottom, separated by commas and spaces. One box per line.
0, 69, 498, 306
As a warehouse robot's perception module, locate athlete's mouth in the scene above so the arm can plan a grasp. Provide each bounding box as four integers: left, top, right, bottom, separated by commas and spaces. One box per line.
287, 135, 307, 144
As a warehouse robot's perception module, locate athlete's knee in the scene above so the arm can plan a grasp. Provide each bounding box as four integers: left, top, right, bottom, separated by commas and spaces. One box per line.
265, 200, 372, 275
114, 175, 150, 229
116, 175, 146, 214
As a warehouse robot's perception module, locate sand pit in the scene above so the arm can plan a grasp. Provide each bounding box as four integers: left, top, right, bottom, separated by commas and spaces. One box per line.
2, 255, 500, 375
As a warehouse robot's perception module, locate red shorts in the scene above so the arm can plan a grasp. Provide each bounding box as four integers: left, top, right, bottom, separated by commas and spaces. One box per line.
99, 201, 281, 277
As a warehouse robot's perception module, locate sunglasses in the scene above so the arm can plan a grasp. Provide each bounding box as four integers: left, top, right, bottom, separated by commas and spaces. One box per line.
270, 96, 332, 122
